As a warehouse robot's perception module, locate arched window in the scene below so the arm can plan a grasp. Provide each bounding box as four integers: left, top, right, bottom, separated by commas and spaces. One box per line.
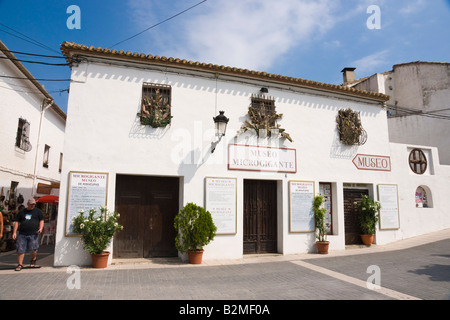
415, 186, 433, 208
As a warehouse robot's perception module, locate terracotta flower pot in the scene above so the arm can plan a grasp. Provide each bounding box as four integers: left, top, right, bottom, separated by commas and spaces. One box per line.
360, 234, 374, 246
188, 250, 204, 264
316, 241, 330, 254
91, 251, 110, 268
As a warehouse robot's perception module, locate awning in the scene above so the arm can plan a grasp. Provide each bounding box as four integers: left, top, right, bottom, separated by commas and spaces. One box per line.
36, 195, 59, 204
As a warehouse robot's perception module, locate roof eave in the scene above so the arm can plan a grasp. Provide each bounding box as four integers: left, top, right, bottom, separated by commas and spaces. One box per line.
61, 41, 390, 104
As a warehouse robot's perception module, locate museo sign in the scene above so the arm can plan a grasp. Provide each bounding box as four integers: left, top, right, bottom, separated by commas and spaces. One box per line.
228, 144, 297, 173
352, 154, 391, 172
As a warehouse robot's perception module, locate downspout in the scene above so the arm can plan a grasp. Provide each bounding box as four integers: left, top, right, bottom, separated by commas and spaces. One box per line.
32, 98, 54, 197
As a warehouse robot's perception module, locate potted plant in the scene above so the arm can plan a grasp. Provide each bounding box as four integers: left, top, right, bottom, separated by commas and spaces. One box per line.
174, 203, 217, 264
313, 195, 329, 254
355, 195, 381, 246
72, 206, 123, 268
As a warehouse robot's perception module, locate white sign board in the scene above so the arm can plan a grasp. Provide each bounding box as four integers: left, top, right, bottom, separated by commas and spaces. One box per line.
65, 171, 109, 236
205, 177, 237, 235
378, 184, 400, 230
228, 144, 297, 173
289, 180, 315, 233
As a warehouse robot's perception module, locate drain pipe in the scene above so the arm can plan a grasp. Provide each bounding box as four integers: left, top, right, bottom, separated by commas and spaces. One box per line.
31, 98, 54, 197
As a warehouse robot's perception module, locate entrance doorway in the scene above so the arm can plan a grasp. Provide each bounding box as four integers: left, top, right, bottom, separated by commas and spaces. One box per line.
114, 175, 179, 258
243, 179, 277, 254
343, 188, 369, 245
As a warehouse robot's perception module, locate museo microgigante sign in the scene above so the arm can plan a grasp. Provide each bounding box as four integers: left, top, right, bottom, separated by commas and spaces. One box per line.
228, 144, 297, 173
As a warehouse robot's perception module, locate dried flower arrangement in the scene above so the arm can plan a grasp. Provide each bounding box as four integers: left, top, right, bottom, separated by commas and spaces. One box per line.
237, 100, 292, 142
137, 89, 172, 128
336, 108, 367, 145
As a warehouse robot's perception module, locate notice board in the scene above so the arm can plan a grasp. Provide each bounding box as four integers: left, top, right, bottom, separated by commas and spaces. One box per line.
378, 184, 400, 230
289, 180, 315, 233
205, 177, 237, 235
65, 171, 109, 236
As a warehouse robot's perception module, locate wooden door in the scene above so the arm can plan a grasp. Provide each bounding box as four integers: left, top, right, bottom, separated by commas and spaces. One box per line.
114, 175, 179, 258
115, 191, 144, 257
243, 180, 277, 254
343, 189, 369, 245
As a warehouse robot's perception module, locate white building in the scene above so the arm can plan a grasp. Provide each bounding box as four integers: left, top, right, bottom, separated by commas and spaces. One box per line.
343, 62, 450, 165
0, 40, 66, 211
54, 42, 450, 267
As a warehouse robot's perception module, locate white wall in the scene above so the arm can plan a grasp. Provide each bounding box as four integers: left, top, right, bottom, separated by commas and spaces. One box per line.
54, 59, 450, 266
377, 143, 450, 244
0, 57, 65, 205
354, 63, 450, 165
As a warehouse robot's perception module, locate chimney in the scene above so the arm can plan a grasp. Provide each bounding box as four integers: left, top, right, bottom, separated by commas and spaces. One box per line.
341, 67, 356, 84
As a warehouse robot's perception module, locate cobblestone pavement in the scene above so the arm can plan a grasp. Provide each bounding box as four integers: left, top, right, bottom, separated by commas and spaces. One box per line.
1, 229, 449, 306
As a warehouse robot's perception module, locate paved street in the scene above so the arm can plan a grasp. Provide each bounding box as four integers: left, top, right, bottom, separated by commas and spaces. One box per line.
1, 229, 449, 308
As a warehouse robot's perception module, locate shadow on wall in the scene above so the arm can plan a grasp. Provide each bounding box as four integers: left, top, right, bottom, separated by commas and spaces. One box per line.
53, 236, 89, 267
72, 66, 383, 117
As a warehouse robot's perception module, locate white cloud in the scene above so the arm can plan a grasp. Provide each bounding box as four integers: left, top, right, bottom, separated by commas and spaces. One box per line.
128, 0, 341, 71
179, 0, 339, 70
399, 0, 426, 15
351, 50, 390, 75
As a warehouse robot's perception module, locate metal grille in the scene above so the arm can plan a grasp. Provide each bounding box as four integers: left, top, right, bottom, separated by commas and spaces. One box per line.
142, 83, 171, 103
251, 95, 276, 126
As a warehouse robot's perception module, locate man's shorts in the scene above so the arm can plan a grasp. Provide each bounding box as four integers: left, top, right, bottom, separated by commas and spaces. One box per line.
16, 234, 39, 254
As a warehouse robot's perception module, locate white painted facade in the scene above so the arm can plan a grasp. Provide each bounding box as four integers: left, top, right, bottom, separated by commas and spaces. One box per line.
0, 41, 66, 210
54, 44, 450, 266
348, 62, 450, 165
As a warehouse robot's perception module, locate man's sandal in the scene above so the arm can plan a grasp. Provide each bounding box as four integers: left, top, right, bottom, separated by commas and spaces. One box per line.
15, 264, 23, 271
30, 259, 37, 268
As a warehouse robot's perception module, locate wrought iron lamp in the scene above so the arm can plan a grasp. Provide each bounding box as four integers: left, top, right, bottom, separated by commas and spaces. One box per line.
211, 111, 229, 153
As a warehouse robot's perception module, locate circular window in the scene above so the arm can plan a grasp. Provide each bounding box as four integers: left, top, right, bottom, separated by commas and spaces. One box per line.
409, 149, 427, 174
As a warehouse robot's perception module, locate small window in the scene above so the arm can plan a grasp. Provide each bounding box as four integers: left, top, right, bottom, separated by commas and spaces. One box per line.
409, 149, 427, 175
415, 186, 432, 208
43, 145, 50, 168
16, 118, 32, 151
250, 95, 276, 126
139, 83, 172, 128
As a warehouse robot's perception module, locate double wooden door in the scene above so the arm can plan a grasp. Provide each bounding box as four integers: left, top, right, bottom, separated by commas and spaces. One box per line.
243, 180, 277, 254
114, 175, 179, 258
343, 188, 369, 245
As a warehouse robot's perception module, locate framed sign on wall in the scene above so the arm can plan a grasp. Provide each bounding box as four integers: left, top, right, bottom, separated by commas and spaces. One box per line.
65, 171, 109, 236
205, 177, 237, 235
289, 180, 315, 233
377, 184, 400, 230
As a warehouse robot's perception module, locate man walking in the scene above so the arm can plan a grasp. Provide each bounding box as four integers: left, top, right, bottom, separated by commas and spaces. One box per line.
12, 198, 44, 271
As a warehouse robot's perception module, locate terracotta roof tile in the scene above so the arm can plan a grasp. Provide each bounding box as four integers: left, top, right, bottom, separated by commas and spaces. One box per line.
60, 41, 390, 103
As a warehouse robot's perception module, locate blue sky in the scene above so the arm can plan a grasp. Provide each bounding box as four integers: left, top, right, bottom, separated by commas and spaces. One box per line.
1, 0, 449, 113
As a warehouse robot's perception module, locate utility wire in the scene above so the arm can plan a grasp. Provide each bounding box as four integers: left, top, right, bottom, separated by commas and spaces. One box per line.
0, 75, 71, 82
110, 0, 207, 48
0, 55, 69, 66
0, 83, 68, 94
0, 22, 61, 55
387, 105, 450, 120
0, 48, 65, 59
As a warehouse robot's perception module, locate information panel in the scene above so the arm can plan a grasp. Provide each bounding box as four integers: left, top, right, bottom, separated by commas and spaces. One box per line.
289, 180, 315, 233
205, 177, 237, 235
65, 171, 109, 236
378, 184, 400, 230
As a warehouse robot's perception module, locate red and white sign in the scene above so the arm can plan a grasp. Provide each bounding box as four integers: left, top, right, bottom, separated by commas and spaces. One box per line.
352, 154, 391, 172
